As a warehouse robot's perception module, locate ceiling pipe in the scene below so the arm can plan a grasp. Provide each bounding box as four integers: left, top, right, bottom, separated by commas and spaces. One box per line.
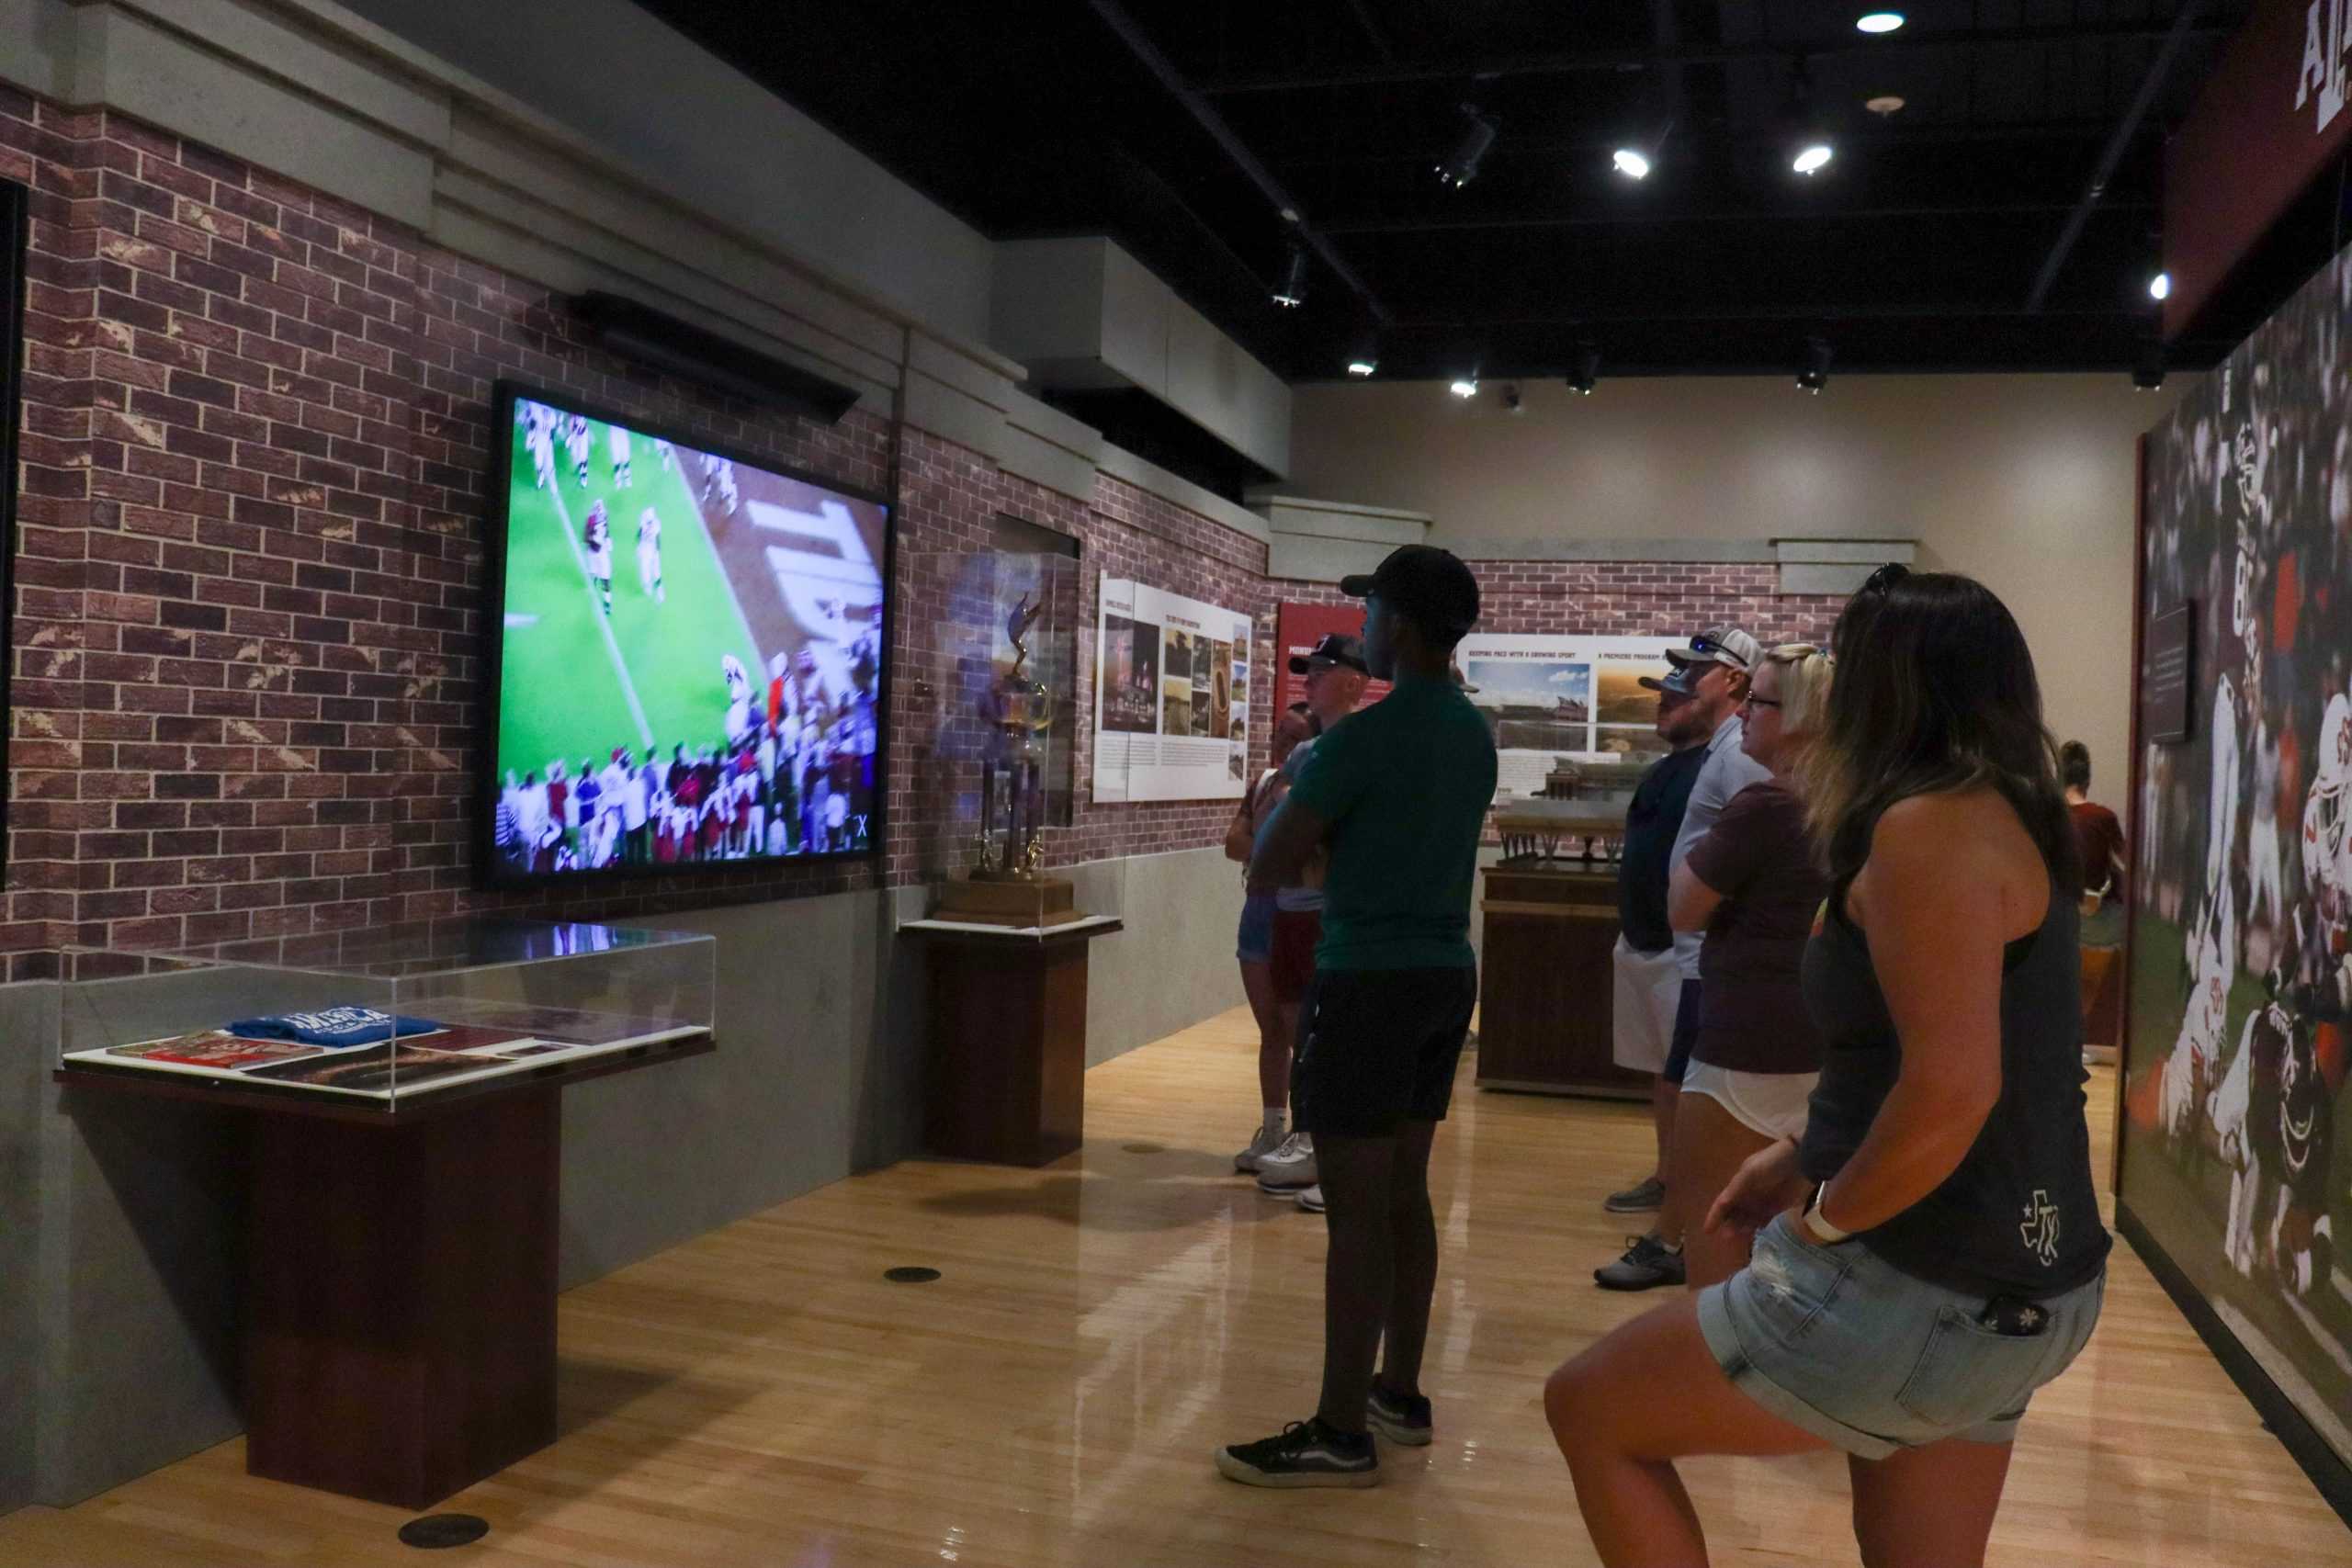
1086, 0, 1392, 324
2023, 0, 2205, 312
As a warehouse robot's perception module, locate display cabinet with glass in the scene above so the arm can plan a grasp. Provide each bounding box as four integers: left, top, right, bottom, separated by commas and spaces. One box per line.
52, 919, 716, 1112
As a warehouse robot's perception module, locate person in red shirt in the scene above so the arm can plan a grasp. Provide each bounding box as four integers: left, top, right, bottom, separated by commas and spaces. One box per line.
2062, 741, 2127, 949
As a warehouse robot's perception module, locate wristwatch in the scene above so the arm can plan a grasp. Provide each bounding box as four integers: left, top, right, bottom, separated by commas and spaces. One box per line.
1801, 1182, 1852, 1246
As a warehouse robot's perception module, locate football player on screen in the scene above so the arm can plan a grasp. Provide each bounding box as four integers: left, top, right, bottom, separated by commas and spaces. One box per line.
568, 414, 593, 488
722, 654, 754, 747
583, 500, 615, 615
637, 506, 665, 603
607, 423, 632, 489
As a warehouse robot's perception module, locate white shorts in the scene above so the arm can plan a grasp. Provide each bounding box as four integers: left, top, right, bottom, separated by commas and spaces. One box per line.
1611, 937, 1684, 1074
1679, 1061, 1818, 1143
585, 548, 612, 578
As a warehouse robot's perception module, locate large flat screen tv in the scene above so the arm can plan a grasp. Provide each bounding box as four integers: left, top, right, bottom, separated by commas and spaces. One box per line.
478, 381, 890, 886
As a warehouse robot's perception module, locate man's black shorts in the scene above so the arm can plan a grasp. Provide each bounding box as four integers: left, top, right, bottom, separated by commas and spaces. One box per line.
1662, 977, 1702, 1086
1291, 965, 1477, 1137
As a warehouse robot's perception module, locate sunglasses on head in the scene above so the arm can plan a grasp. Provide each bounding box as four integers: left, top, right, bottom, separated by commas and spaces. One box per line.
1860, 563, 1910, 597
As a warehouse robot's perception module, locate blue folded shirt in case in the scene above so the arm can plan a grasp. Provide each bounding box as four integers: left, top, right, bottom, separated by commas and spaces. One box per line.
223, 1007, 444, 1048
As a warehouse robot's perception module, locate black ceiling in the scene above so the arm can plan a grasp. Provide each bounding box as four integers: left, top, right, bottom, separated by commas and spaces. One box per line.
636, 1, 2263, 384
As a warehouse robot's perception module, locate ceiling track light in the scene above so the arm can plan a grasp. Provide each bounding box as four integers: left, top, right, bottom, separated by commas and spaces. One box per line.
1346, 357, 1377, 378
1855, 11, 1905, 33
1272, 244, 1309, 309
1449, 375, 1480, 399
1782, 58, 1835, 176
1797, 337, 1834, 394
1568, 343, 1600, 396
1437, 106, 1498, 189
2148, 270, 2173, 302
1611, 148, 1652, 180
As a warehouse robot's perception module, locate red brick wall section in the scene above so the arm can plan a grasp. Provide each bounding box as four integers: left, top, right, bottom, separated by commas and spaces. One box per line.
0, 89, 1849, 956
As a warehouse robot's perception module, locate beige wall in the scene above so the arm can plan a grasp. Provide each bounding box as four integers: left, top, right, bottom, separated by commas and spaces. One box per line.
1288, 373, 2193, 813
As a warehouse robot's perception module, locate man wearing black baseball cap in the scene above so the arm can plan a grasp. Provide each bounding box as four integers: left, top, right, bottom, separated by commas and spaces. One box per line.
1218, 546, 1497, 1488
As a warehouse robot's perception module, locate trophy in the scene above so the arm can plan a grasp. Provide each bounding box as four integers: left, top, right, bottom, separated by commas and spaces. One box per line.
933, 590, 1085, 927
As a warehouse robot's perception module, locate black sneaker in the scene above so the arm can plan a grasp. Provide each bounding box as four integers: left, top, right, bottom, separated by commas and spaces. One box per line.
1594, 1234, 1686, 1292
1366, 1386, 1431, 1446
1215, 1417, 1379, 1488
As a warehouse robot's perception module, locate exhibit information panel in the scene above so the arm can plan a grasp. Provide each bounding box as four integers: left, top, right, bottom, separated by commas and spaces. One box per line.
2123, 236, 2352, 1485
55, 919, 717, 1110
1453, 634, 1680, 800
1091, 576, 1250, 803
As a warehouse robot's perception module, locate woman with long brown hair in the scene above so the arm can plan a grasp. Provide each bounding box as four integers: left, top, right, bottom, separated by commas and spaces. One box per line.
1544, 569, 2109, 1568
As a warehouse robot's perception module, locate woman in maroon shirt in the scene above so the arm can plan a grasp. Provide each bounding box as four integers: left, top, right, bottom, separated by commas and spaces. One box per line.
1663, 644, 1836, 1288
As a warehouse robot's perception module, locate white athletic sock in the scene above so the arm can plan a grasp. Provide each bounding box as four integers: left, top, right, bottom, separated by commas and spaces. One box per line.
1261, 1108, 1286, 1139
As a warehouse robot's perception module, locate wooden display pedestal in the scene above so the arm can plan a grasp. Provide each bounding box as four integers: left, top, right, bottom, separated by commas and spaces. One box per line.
1477, 859, 1649, 1100
901, 913, 1122, 1166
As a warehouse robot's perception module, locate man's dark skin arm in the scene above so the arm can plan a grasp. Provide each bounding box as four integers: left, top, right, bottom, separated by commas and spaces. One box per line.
1249, 794, 1329, 888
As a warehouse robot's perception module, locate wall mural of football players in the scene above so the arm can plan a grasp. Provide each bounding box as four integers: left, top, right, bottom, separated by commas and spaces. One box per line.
2124, 240, 2352, 1478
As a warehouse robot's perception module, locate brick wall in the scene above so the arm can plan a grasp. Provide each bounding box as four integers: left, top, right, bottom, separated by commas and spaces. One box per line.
1, 89, 1853, 957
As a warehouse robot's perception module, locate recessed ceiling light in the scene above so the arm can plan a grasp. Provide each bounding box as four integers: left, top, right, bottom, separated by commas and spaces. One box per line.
1449, 377, 1479, 399
1347, 358, 1377, 378
1792, 142, 1834, 175
1865, 95, 1905, 117
2148, 271, 2173, 301
1856, 12, 1905, 33
1611, 148, 1652, 180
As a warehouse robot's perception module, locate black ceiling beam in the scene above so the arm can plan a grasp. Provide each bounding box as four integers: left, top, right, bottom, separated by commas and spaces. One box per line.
1084, 0, 1391, 324
1197, 19, 2239, 96
1259, 118, 2166, 170
1317, 198, 2157, 236
2025, 0, 2205, 311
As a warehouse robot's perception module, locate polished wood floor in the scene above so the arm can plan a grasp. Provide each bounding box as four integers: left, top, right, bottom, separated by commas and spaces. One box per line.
4, 1009, 2346, 1566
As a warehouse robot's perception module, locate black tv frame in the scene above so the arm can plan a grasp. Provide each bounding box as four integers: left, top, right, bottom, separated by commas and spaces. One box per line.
473, 378, 895, 890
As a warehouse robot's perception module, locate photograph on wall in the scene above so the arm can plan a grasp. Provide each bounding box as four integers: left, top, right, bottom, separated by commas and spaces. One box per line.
1093, 577, 1250, 803
1100, 612, 1159, 734
1454, 634, 1681, 798
488, 384, 888, 882
2122, 241, 2352, 1472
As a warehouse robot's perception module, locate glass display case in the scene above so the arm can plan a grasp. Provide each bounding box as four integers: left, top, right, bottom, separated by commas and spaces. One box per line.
52, 918, 715, 1111
904, 521, 1097, 929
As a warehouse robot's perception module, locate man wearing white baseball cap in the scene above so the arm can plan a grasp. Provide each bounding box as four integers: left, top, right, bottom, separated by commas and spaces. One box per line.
1596, 625, 1770, 1292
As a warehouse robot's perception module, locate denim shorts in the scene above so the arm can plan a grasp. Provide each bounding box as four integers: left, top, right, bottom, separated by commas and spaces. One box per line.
1236, 891, 1276, 964
1697, 1213, 2104, 1459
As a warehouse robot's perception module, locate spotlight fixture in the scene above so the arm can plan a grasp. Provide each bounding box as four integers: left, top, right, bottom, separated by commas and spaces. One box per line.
1797, 337, 1834, 395
1611, 148, 1652, 180
1568, 343, 1600, 396
1346, 357, 1377, 378
2133, 339, 2166, 391
1449, 376, 1480, 399
1782, 59, 1835, 176
2148, 270, 2172, 302
1856, 11, 1905, 33
1279, 245, 1317, 310
1436, 106, 1498, 189
1865, 95, 1906, 118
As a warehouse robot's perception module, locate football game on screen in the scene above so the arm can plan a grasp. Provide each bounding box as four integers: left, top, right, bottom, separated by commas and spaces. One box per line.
491, 392, 888, 877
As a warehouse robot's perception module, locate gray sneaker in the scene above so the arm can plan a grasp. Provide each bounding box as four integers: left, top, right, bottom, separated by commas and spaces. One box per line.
1594, 1234, 1686, 1292
1602, 1176, 1666, 1214
1255, 1132, 1317, 1191
1234, 1124, 1285, 1173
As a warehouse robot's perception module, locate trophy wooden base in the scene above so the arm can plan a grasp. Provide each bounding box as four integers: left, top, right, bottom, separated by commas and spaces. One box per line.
932, 874, 1087, 928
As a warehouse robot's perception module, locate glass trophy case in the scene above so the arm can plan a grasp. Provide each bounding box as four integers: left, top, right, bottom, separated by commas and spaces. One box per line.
906, 524, 1098, 930
52, 918, 716, 1111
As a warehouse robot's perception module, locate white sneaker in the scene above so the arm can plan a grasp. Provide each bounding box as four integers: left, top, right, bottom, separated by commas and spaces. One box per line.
1295, 1184, 1326, 1213
1234, 1124, 1285, 1173
1255, 1132, 1317, 1192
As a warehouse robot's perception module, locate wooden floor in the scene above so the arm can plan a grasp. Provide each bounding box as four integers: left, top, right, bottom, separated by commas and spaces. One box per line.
4, 1009, 2346, 1566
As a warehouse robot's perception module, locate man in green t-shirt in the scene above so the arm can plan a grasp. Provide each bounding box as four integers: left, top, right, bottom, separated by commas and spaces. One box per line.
1216, 545, 1498, 1489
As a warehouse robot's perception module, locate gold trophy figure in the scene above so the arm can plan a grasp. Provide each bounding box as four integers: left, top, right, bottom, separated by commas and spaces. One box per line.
934, 590, 1083, 926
